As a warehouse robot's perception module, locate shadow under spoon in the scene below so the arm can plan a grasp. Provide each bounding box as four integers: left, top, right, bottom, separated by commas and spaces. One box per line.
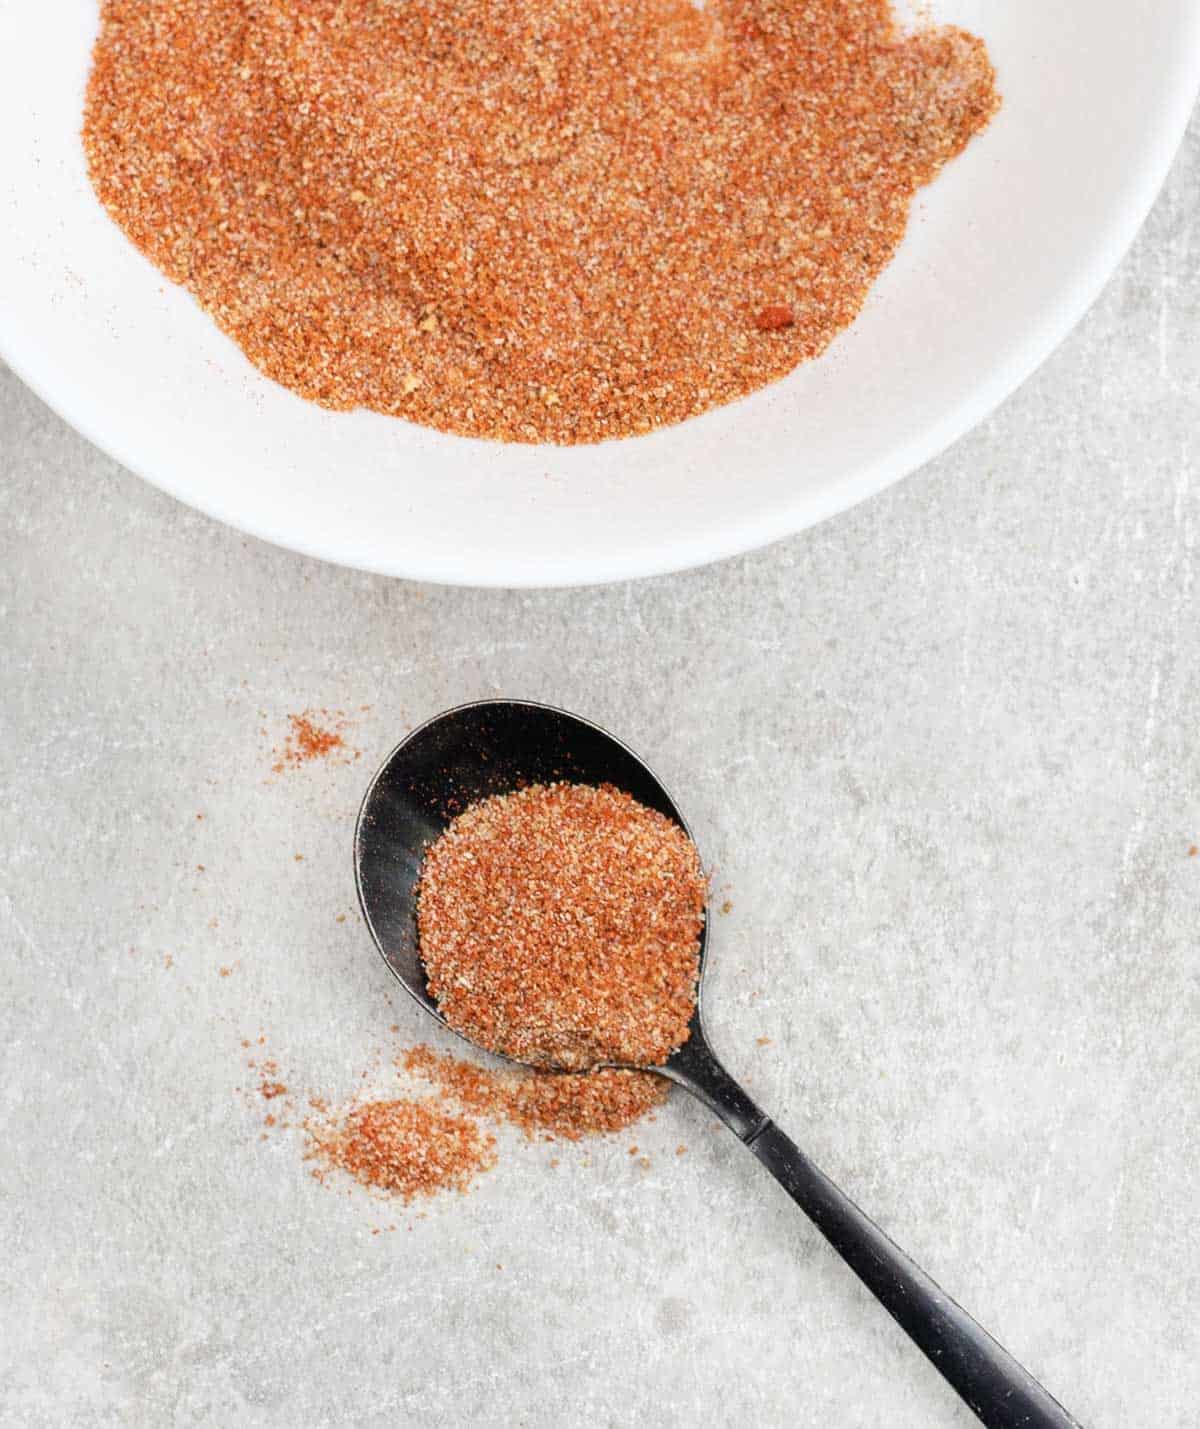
354, 698, 1080, 1429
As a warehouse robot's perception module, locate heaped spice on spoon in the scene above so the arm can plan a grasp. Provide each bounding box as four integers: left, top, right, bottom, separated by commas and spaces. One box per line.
417, 782, 707, 1069
83, 0, 998, 445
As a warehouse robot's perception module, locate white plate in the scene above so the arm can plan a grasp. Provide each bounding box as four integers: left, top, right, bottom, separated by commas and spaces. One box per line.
2, 3, 1198, 587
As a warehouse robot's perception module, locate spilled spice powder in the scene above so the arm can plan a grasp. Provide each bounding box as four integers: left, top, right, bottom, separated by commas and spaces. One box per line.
256, 1057, 289, 1101
301, 1049, 666, 1201
417, 783, 707, 1069
83, 0, 998, 445
271, 710, 353, 773
308, 1100, 497, 1203
402, 1044, 669, 1142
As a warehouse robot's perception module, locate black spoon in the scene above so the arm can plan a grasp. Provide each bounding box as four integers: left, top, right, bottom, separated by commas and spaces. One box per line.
354, 699, 1080, 1429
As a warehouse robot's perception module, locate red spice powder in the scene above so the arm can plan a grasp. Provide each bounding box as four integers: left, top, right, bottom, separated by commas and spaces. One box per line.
402, 1044, 669, 1142
271, 710, 354, 773
252, 776, 707, 1204
308, 1099, 497, 1203
290, 717, 342, 762
289, 1036, 672, 1202
417, 783, 707, 1069
754, 306, 796, 333
83, 0, 998, 445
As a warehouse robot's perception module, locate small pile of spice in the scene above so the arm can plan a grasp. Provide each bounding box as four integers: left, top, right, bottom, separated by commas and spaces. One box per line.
402, 1044, 669, 1141
301, 1046, 667, 1202
308, 1099, 497, 1203
271, 710, 351, 773
83, 0, 998, 444
417, 783, 707, 1069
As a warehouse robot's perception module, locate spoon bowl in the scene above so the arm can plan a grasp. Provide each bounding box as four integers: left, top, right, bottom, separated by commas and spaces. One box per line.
354, 698, 705, 1050
355, 699, 1079, 1429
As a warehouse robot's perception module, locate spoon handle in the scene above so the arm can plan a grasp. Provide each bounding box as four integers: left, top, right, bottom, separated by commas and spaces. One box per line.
746, 1118, 1080, 1428
667, 1035, 1079, 1428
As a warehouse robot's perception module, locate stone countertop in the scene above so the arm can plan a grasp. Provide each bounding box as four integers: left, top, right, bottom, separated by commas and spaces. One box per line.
1, 113, 1197, 1429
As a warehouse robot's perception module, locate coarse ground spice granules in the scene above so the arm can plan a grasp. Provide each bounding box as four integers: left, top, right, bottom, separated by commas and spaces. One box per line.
299, 1048, 666, 1201
307, 1098, 498, 1202
417, 783, 706, 1069
285, 715, 342, 762
273, 1029, 671, 1202
402, 1044, 669, 1141
83, 0, 998, 445
270, 709, 358, 773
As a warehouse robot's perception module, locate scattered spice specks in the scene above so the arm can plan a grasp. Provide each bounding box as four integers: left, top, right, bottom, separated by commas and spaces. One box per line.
267, 710, 356, 774
261, 1080, 288, 1100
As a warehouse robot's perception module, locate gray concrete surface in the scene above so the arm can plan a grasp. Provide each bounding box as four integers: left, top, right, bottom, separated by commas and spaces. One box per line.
2, 109, 1198, 1429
